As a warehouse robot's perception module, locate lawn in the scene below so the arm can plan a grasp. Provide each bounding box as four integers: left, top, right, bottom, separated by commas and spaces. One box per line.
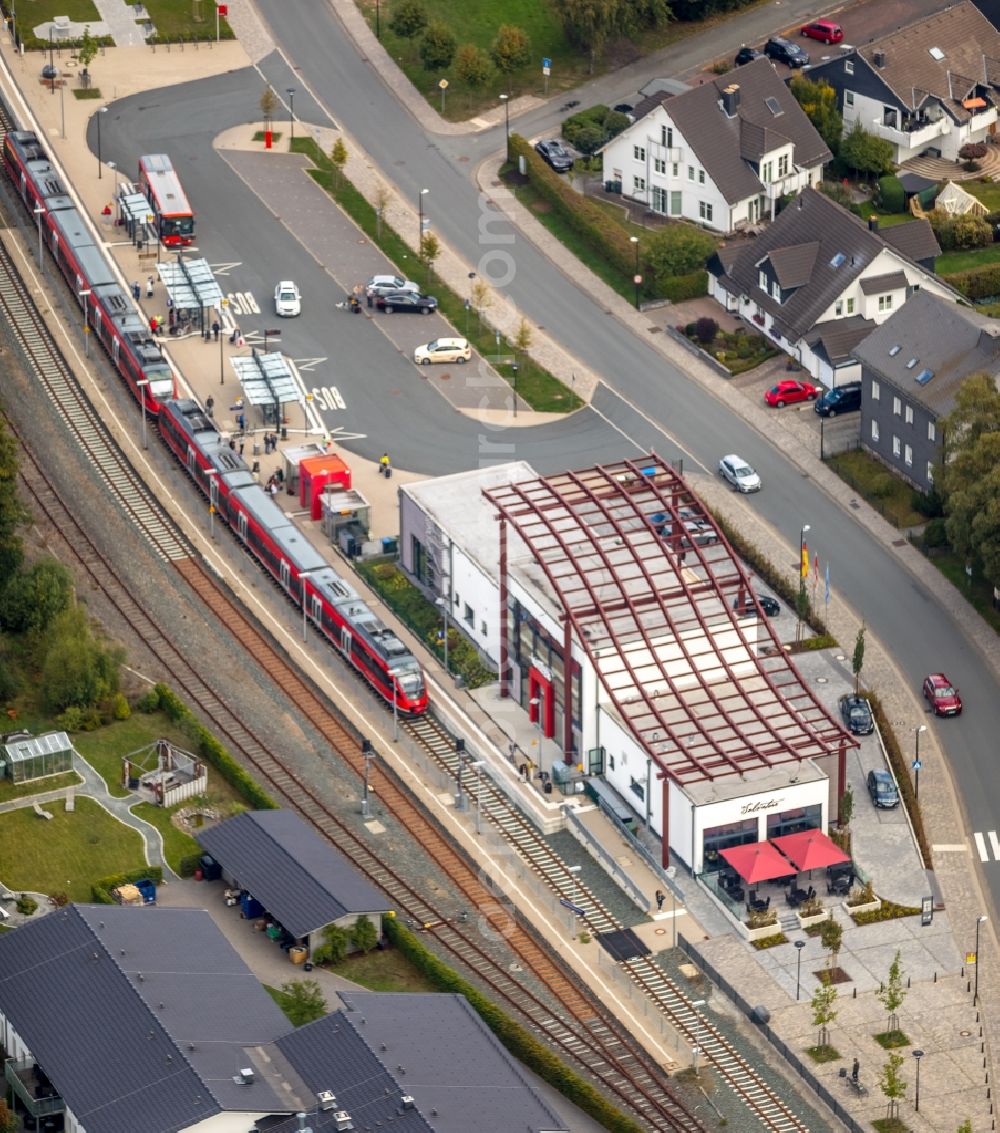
964, 179, 1000, 211
133, 800, 203, 872
827, 450, 924, 529
0, 796, 147, 901
936, 242, 1000, 274
0, 770, 81, 804
328, 947, 438, 992
14, 0, 232, 47
73, 712, 200, 798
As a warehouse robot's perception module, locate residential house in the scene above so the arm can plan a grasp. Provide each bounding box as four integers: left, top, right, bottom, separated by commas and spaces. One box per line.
807, 1, 1000, 163
601, 57, 831, 234
707, 187, 956, 385
854, 289, 1000, 492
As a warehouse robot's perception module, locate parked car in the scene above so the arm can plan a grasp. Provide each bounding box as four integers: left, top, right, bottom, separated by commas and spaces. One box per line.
867, 769, 900, 809
733, 593, 780, 617
657, 518, 719, 548
367, 274, 420, 297
414, 337, 471, 365
376, 291, 438, 314
800, 19, 843, 44
923, 672, 962, 716
534, 139, 574, 173
815, 382, 862, 417
718, 454, 762, 493
764, 36, 810, 67
840, 694, 875, 735
274, 280, 301, 317
765, 379, 819, 408
735, 45, 762, 66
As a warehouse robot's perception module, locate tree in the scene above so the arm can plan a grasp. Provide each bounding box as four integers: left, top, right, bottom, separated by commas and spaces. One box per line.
389, 0, 427, 38
260, 85, 278, 131
819, 917, 843, 972
39, 605, 124, 712
420, 231, 440, 279
455, 43, 494, 89
0, 559, 73, 634
0, 1098, 16, 1133
795, 581, 809, 643
810, 981, 838, 1048
839, 121, 894, 179
419, 20, 456, 70
491, 25, 531, 78
471, 278, 493, 329
374, 182, 390, 241
851, 623, 865, 694
0, 656, 18, 703
279, 978, 327, 1026
788, 74, 843, 154
554, 0, 619, 72
351, 914, 379, 953
330, 137, 348, 187
514, 317, 533, 355
313, 923, 349, 965
878, 1050, 907, 1120
876, 949, 907, 1035
839, 784, 853, 831
0, 420, 26, 581
77, 27, 99, 73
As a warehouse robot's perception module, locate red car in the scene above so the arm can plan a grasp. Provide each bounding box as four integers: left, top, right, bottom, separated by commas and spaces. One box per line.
923, 672, 962, 716
801, 20, 843, 44
765, 379, 819, 408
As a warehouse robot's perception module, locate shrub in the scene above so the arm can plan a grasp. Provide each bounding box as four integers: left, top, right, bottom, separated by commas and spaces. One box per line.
454, 43, 493, 88
569, 124, 605, 155
819, 180, 853, 208
959, 142, 987, 161
922, 517, 949, 548
752, 932, 787, 950
15, 894, 37, 916
694, 316, 718, 344
389, 0, 427, 38
912, 486, 944, 518
941, 260, 1000, 299
876, 174, 904, 214
419, 21, 456, 70
870, 474, 895, 499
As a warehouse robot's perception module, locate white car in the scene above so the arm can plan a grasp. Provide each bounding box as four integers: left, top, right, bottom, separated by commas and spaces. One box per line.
274, 280, 301, 317
719, 454, 761, 493
414, 337, 471, 366
367, 274, 420, 297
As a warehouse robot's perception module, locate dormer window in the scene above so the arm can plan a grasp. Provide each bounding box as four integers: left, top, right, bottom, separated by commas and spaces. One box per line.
759, 268, 768, 292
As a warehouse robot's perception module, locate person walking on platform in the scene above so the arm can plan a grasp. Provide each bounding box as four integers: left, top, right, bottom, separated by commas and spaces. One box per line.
131, 280, 141, 301
655, 889, 665, 911
379, 453, 391, 478
146, 275, 155, 298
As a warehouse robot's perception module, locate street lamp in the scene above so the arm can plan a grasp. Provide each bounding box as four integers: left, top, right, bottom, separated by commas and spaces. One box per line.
374, 0, 380, 38
454, 738, 467, 810
912, 1049, 924, 1112
436, 595, 450, 674
33, 204, 44, 265
469, 760, 485, 833
96, 106, 107, 178
691, 1045, 702, 1077
418, 187, 429, 253
107, 160, 117, 198
913, 724, 927, 803
795, 939, 806, 1001
78, 288, 92, 357
137, 378, 149, 450
511, 362, 519, 418
286, 87, 295, 143
47, 25, 55, 93
630, 234, 640, 310
206, 469, 218, 539
797, 523, 811, 641
975, 914, 988, 1005
361, 739, 375, 817
499, 93, 510, 161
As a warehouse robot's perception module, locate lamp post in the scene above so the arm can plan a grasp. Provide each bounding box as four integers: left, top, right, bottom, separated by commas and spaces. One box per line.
630, 234, 641, 310
375, 0, 380, 38
47, 25, 55, 93
436, 595, 450, 674
912, 1049, 924, 1112
96, 106, 107, 178
107, 160, 117, 198
137, 378, 149, 450
913, 724, 926, 803
34, 203, 44, 265
361, 739, 375, 817
454, 738, 467, 810
206, 469, 218, 540
499, 93, 510, 161
797, 523, 811, 642
78, 288, 92, 357
567, 863, 583, 937
795, 938, 806, 1001
470, 760, 485, 833
59, 69, 65, 137
286, 87, 295, 143
511, 362, 519, 418
974, 914, 988, 1005
692, 1045, 702, 1077
418, 187, 429, 253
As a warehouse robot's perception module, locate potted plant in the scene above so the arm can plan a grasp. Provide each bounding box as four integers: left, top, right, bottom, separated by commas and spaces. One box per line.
845, 878, 880, 916
797, 895, 831, 928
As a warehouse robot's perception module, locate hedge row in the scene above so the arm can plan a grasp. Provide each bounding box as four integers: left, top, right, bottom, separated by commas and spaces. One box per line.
941, 262, 1000, 300
662, 271, 708, 302
138, 683, 276, 811
385, 918, 646, 1133
92, 866, 164, 904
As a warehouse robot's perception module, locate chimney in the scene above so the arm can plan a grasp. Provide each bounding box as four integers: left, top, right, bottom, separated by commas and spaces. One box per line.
873, 50, 886, 68
721, 84, 741, 117
868, 215, 879, 232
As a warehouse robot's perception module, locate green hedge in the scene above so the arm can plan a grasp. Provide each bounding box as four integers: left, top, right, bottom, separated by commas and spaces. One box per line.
661, 271, 707, 301
941, 262, 1000, 300
92, 865, 164, 904
386, 918, 646, 1133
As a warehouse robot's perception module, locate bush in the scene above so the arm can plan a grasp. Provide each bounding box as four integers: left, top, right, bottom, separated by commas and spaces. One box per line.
694, 316, 718, 344
877, 174, 905, 214
389, 0, 427, 38
912, 486, 944, 518
752, 932, 788, 950
941, 260, 1000, 299
959, 142, 987, 161
419, 20, 456, 69
922, 517, 949, 548
561, 105, 630, 153
870, 474, 895, 500
569, 124, 605, 155
819, 180, 853, 208
931, 210, 993, 251
454, 43, 493, 88
15, 894, 37, 916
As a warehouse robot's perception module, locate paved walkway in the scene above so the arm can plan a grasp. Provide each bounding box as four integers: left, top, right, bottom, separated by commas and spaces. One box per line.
901, 148, 1000, 182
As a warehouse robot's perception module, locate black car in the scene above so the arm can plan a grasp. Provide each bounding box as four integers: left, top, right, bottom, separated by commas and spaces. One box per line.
534, 139, 574, 173
764, 36, 809, 67
866, 769, 900, 809
840, 694, 874, 736
734, 593, 780, 617
735, 45, 762, 66
612, 102, 636, 122
815, 382, 862, 418
376, 291, 438, 314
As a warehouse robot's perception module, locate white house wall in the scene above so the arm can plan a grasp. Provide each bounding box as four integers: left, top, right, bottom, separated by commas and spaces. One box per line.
448, 545, 500, 663
598, 707, 659, 831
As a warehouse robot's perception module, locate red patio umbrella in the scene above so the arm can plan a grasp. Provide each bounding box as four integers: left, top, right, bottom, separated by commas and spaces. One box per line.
719, 842, 796, 885
770, 829, 849, 872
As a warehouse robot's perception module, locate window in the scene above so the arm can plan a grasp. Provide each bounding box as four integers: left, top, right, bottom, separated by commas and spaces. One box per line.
608, 754, 615, 771
670, 190, 682, 214
846, 297, 855, 314
778, 153, 789, 177
661, 125, 673, 147
464, 603, 474, 627
633, 175, 646, 193
633, 144, 646, 161
759, 269, 768, 291
698, 168, 706, 184
905, 405, 913, 425
892, 435, 901, 457
879, 294, 894, 312
630, 777, 645, 802
845, 59, 854, 75
928, 421, 936, 442
762, 160, 773, 182
653, 157, 666, 175
871, 420, 880, 442
699, 201, 714, 222
904, 444, 913, 466
688, 165, 695, 181
652, 186, 667, 213
835, 300, 843, 316
480, 621, 487, 637
672, 162, 679, 177
927, 461, 935, 484
771, 279, 781, 300
892, 396, 901, 416
871, 380, 880, 401
845, 90, 855, 107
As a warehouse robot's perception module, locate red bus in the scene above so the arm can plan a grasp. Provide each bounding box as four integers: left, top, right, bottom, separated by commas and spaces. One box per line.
137, 154, 194, 246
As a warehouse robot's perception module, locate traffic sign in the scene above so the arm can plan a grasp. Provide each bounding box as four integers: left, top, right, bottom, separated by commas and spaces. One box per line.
542, 56, 551, 68
912, 760, 922, 771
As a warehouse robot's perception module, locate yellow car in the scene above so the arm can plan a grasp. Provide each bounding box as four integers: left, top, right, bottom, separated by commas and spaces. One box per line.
413, 337, 471, 366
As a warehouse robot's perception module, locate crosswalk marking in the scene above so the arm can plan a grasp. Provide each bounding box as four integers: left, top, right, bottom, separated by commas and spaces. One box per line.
975, 833, 988, 862
973, 832, 1000, 862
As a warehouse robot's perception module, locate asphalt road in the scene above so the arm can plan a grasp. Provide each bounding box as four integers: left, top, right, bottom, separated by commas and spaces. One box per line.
95, 2, 1000, 920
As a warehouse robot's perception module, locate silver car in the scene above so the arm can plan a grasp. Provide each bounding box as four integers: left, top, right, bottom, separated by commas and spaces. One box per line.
719, 454, 761, 493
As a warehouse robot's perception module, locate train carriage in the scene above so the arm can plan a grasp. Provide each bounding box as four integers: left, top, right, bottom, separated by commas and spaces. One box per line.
48, 210, 116, 290
3, 131, 72, 211
89, 283, 174, 412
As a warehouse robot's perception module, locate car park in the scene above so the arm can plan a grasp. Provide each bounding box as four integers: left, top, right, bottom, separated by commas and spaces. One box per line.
413, 337, 471, 365
867, 769, 900, 809
376, 290, 438, 314
367, 274, 420, 296
534, 139, 574, 173
765, 379, 819, 408
923, 672, 962, 716
815, 382, 861, 417
733, 593, 780, 617
735, 45, 762, 66
764, 37, 810, 67
800, 20, 843, 44
840, 694, 875, 735
718, 454, 761, 493
274, 280, 301, 317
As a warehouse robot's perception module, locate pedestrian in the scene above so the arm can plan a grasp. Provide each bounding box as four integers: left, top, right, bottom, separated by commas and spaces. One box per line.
655, 889, 665, 911
366, 287, 374, 309
228, 438, 236, 451
132, 281, 141, 301
212, 320, 220, 341
239, 439, 245, 456
168, 307, 176, 328
149, 315, 158, 335
238, 412, 245, 432
206, 396, 214, 418
851, 1058, 859, 1082
379, 452, 391, 477
146, 275, 155, 298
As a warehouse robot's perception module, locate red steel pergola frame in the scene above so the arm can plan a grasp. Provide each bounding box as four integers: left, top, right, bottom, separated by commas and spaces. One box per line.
485, 454, 853, 867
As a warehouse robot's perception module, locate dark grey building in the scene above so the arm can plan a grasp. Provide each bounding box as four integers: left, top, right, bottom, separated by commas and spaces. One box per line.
854, 290, 1000, 491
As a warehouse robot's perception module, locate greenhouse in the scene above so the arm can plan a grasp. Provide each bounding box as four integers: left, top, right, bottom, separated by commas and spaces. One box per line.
0, 732, 74, 784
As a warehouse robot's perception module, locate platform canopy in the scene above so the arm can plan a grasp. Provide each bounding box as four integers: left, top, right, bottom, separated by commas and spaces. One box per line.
771, 828, 850, 872
156, 256, 224, 311
720, 842, 796, 885
231, 350, 301, 425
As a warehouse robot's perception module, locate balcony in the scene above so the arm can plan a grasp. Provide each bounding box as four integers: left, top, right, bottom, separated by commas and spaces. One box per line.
869, 115, 948, 150
4, 1058, 65, 1119
764, 171, 803, 201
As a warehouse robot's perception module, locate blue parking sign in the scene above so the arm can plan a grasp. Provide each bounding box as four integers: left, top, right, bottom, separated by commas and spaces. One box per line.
542, 56, 551, 68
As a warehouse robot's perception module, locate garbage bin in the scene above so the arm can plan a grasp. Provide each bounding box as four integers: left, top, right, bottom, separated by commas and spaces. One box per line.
289, 946, 307, 965
253, 442, 261, 456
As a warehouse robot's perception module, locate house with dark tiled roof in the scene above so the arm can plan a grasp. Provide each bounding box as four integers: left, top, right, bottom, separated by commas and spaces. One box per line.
808, 1, 1000, 163
854, 290, 1000, 492
0, 904, 569, 1133
600, 57, 831, 234
707, 187, 959, 385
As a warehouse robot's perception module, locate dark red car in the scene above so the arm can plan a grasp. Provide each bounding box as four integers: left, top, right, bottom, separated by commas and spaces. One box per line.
923, 672, 962, 716
800, 20, 843, 45
764, 379, 819, 408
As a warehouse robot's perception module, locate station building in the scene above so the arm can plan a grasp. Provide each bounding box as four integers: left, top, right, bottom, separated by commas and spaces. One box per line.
400, 455, 852, 874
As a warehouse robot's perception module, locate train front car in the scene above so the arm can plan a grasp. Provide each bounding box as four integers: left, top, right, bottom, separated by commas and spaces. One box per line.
3, 130, 69, 215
